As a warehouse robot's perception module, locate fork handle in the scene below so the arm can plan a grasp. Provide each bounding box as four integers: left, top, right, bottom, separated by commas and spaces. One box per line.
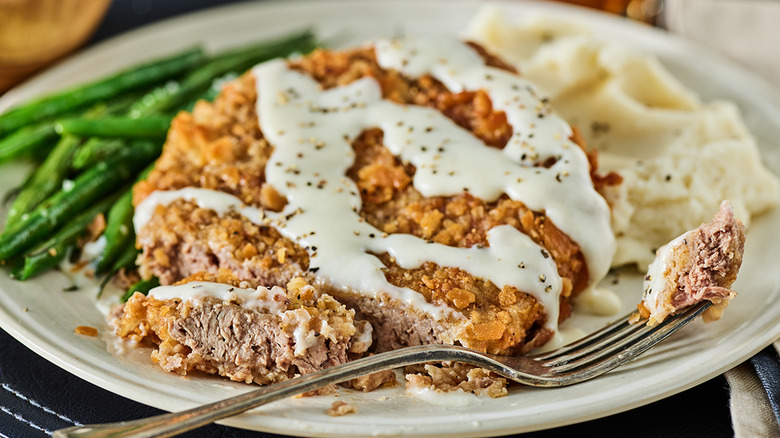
52, 344, 474, 438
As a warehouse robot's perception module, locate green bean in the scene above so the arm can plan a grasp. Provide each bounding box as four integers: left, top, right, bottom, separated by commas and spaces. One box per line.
4, 135, 82, 232
96, 163, 154, 275
98, 245, 139, 298
127, 81, 181, 118
10, 240, 67, 281
2, 186, 22, 206
121, 277, 159, 303
67, 92, 144, 170
181, 73, 238, 113
215, 28, 316, 69
71, 138, 126, 171
0, 121, 58, 164
4, 102, 125, 231
68, 85, 173, 170
203, 73, 237, 101
114, 245, 139, 272
97, 244, 141, 299
2, 30, 321, 280
65, 31, 316, 170
3, 166, 37, 206
0, 48, 205, 137
95, 188, 134, 275
97, 243, 140, 298
131, 29, 315, 116
55, 115, 172, 139
0, 140, 161, 262
72, 79, 221, 168
0, 93, 136, 166
11, 195, 118, 280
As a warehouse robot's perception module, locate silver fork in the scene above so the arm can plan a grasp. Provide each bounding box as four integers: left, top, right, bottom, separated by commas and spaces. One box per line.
53, 301, 710, 438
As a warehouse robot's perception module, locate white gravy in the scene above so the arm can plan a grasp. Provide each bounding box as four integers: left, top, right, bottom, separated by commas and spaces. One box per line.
134, 37, 616, 332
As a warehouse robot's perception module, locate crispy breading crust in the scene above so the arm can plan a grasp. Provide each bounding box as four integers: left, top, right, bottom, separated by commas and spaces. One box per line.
132, 43, 607, 356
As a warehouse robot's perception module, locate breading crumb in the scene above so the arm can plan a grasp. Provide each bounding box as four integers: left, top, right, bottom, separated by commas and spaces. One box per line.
405, 363, 507, 398
346, 369, 397, 392
75, 326, 98, 337
327, 401, 357, 416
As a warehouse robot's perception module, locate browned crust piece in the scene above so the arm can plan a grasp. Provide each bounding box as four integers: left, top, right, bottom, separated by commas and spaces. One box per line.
405, 362, 508, 398
132, 44, 612, 356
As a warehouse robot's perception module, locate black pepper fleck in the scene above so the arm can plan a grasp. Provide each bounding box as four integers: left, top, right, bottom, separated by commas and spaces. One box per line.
591, 121, 611, 135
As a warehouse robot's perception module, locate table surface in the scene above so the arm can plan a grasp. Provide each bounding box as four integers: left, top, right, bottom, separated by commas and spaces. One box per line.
0, 1, 739, 436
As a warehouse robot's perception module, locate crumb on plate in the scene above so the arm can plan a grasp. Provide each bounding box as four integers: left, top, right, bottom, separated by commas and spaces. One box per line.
328, 400, 357, 416
75, 325, 98, 337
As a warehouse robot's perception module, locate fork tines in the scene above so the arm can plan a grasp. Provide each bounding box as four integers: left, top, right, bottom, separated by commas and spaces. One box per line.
534, 301, 712, 379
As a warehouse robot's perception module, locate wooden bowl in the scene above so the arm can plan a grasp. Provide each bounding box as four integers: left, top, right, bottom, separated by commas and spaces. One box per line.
0, 0, 111, 94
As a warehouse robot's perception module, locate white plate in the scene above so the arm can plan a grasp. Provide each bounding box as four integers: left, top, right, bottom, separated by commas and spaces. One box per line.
1, 1, 780, 436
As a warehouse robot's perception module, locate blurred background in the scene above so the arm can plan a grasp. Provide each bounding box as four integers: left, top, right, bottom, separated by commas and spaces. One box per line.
0, 0, 111, 92
8, 0, 776, 94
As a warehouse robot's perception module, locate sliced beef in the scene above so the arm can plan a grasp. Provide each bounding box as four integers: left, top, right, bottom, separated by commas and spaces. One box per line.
672, 202, 745, 310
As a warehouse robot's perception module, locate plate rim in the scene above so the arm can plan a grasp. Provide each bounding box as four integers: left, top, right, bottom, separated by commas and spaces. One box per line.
1, 0, 779, 436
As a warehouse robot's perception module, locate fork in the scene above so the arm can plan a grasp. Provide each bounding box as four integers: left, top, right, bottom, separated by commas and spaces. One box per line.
53, 301, 711, 438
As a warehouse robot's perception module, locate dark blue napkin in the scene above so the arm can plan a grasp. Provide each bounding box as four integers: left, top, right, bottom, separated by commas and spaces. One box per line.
0, 329, 283, 438
750, 346, 780, 426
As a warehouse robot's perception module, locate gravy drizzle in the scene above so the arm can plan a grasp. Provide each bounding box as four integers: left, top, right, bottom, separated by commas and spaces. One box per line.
135, 37, 616, 331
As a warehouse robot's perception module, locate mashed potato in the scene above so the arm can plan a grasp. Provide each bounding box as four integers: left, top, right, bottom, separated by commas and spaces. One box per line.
465, 6, 779, 267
